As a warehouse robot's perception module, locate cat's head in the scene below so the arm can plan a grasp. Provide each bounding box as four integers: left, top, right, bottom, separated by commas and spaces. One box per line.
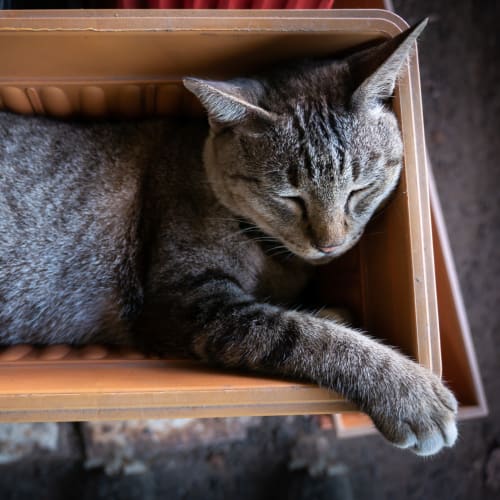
184, 20, 427, 264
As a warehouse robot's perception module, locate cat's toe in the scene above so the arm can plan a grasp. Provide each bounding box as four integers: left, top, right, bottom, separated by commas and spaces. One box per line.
371, 365, 459, 456
390, 421, 418, 450
410, 414, 458, 456
387, 407, 457, 456
434, 378, 459, 414
406, 380, 458, 456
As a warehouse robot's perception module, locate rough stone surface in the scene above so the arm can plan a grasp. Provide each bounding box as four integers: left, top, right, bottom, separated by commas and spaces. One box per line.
82, 418, 263, 474
0, 423, 79, 464
0, 423, 59, 464
485, 447, 500, 493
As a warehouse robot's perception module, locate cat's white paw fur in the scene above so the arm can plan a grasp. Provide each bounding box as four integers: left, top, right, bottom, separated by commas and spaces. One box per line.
370, 358, 458, 456
393, 397, 458, 456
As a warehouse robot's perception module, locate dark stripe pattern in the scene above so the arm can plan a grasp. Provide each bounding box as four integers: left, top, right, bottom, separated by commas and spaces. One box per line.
170, 268, 304, 371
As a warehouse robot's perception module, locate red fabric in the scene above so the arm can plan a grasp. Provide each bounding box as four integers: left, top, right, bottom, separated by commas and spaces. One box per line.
117, 0, 334, 7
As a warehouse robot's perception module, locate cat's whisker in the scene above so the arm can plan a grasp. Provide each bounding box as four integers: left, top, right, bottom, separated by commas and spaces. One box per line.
220, 227, 261, 242
265, 244, 288, 251
205, 217, 240, 222
246, 236, 278, 242
218, 222, 272, 243
265, 245, 294, 258
205, 216, 249, 224
235, 236, 279, 247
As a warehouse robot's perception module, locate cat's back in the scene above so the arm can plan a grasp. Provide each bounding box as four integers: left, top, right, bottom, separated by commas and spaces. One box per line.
0, 112, 162, 254
0, 112, 153, 205
0, 112, 167, 344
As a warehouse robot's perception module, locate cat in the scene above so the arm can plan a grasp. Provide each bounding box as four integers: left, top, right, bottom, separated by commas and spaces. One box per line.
0, 19, 457, 456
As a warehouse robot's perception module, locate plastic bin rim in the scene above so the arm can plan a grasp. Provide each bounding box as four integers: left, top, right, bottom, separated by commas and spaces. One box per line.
0, 9, 411, 35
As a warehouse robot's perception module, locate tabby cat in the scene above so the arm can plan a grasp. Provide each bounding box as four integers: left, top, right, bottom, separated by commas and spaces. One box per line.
0, 19, 457, 455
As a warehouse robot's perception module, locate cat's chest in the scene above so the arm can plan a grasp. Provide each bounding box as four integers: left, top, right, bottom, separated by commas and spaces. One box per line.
233, 221, 312, 305
255, 255, 311, 305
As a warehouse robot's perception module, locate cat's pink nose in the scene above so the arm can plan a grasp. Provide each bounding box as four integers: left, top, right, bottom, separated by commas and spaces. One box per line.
317, 243, 343, 254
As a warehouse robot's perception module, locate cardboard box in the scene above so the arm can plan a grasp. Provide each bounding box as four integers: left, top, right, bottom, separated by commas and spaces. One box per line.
0, 9, 440, 421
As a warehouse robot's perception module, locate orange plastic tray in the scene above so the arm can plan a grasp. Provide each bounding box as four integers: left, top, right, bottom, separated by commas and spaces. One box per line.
0, 9, 440, 421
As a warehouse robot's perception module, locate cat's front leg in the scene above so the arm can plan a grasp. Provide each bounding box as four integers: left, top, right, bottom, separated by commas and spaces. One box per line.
175, 276, 457, 455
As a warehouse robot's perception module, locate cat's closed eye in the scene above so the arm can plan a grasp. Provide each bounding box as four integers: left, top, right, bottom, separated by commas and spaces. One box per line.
386, 158, 402, 168
280, 195, 307, 218
346, 184, 374, 213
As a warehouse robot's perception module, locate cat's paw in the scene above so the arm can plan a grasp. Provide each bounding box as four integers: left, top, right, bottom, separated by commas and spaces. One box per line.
370, 360, 458, 456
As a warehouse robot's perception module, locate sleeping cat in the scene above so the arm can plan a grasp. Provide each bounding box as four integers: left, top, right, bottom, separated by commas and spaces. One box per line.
0, 19, 457, 455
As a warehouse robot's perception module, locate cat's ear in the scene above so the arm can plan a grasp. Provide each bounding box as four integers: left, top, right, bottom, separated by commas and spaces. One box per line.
183, 77, 275, 130
348, 18, 428, 108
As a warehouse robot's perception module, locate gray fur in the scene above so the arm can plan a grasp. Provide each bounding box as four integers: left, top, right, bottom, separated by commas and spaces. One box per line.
0, 20, 457, 455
